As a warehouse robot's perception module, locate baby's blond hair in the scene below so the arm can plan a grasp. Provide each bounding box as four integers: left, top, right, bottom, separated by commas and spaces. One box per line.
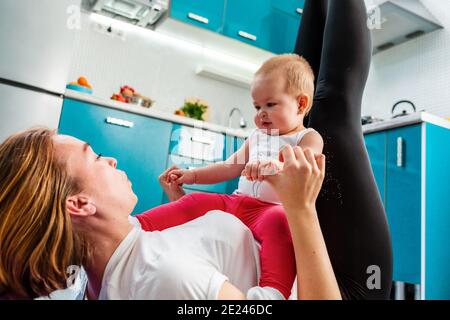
255, 54, 315, 114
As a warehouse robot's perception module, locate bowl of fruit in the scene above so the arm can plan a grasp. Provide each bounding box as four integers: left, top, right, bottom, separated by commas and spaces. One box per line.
66, 76, 93, 94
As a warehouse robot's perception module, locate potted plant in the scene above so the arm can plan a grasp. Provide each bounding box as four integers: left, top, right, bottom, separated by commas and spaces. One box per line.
175, 97, 209, 121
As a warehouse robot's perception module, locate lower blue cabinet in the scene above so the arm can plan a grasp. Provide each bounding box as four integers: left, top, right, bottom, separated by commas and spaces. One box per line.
364, 131, 386, 204
58, 99, 173, 215
364, 120, 450, 299
386, 125, 421, 285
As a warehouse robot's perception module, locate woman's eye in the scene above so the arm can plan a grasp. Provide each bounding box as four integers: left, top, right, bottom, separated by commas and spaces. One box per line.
96, 153, 102, 160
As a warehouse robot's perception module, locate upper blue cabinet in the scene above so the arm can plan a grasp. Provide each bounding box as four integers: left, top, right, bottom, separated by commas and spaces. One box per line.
271, 0, 305, 17
170, 0, 226, 32
169, 0, 305, 54
222, 0, 272, 50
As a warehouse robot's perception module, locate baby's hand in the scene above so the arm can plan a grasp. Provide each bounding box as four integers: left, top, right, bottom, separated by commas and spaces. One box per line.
242, 160, 283, 182
166, 168, 196, 185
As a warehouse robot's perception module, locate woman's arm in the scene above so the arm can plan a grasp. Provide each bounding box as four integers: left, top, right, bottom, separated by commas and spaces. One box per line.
266, 145, 341, 300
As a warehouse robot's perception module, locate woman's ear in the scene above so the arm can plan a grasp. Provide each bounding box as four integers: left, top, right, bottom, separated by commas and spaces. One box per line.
297, 94, 309, 114
66, 195, 97, 217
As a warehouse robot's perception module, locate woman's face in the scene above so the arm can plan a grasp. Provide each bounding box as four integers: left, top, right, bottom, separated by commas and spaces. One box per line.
52, 135, 137, 218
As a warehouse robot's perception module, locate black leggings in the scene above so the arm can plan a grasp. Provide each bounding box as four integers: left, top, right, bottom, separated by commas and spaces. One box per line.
294, 0, 393, 299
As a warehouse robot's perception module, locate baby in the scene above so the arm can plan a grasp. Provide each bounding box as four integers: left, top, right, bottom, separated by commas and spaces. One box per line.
136, 54, 323, 299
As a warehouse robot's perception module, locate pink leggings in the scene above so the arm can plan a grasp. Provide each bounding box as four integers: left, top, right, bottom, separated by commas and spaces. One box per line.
135, 192, 296, 299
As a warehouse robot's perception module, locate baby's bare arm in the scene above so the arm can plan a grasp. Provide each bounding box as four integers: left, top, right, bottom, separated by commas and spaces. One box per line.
192, 140, 249, 184
299, 131, 324, 155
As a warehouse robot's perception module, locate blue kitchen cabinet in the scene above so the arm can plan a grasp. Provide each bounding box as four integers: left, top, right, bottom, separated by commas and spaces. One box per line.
170, 0, 226, 32
363, 115, 450, 299
269, 9, 302, 54
225, 135, 246, 194
162, 124, 233, 203
386, 125, 422, 285
223, 0, 272, 50
166, 154, 228, 194
364, 132, 387, 205
269, 0, 304, 54
58, 98, 173, 215
169, 0, 305, 53
423, 123, 450, 299
271, 0, 305, 16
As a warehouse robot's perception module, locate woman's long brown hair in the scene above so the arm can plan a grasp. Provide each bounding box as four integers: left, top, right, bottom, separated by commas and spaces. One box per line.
0, 128, 89, 299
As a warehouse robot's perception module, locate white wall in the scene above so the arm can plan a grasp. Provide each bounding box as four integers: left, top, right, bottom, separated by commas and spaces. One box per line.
363, 0, 450, 120
71, 1, 450, 127
69, 13, 274, 128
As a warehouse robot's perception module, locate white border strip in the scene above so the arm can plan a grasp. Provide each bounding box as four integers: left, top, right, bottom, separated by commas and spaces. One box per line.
362, 112, 450, 134
421, 113, 450, 130
420, 122, 427, 300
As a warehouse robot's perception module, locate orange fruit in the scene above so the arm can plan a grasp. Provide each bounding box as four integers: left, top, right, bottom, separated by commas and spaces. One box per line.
78, 76, 89, 86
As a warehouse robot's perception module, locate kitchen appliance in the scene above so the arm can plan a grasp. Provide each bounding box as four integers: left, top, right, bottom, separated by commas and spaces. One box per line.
366, 0, 443, 54
361, 115, 384, 125
0, 0, 80, 142
391, 100, 417, 118
1, 0, 88, 299
86, 0, 169, 29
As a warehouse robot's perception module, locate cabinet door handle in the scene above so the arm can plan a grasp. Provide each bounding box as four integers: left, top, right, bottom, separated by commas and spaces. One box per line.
238, 31, 257, 41
105, 117, 134, 128
296, 8, 303, 14
191, 136, 213, 145
187, 12, 209, 24
397, 137, 404, 167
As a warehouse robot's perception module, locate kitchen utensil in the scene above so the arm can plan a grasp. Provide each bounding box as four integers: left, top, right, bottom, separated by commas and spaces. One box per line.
392, 100, 416, 118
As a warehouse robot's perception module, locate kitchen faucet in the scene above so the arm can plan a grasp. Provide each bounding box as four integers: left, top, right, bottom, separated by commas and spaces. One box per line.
228, 107, 247, 128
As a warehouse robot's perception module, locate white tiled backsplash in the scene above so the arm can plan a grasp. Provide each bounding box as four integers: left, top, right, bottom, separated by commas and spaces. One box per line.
69, 12, 273, 129
70, 1, 450, 129
362, 0, 450, 120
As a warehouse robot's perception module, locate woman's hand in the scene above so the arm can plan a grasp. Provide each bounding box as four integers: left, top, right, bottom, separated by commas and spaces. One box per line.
158, 165, 186, 202
241, 160, 284, 182
265, 145, 325, 212
266, 145, 341, 300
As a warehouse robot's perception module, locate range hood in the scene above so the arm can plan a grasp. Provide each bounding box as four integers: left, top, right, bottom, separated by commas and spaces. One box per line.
84, 0, 169, 28
366, 0, 443, 54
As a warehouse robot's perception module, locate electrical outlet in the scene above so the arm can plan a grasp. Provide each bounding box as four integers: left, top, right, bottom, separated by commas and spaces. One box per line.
92, 22, 126, 41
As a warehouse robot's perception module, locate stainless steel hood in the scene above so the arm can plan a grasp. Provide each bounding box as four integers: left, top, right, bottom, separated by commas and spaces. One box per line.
366, 0, 443, 54
83, 0, 169, 28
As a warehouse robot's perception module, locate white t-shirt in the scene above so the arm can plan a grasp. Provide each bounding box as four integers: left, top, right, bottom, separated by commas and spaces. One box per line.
99, 211, 284, 300
236, 128, 316, 204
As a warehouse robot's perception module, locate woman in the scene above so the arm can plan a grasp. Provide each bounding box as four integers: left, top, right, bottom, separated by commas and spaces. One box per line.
157, 0, 393, 300
295, 0, 393, 299
0, 128, 338, 299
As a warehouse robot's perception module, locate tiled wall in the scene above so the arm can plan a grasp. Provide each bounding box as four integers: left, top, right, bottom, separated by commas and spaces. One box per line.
70, 0, 450, 129
363, 0, 450, 120
69, 13, 272, 128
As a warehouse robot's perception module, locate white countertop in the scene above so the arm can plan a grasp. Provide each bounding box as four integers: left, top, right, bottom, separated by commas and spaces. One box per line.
64, 90, 449, 137
362, 112, 450, 134
64, 90, 251, 138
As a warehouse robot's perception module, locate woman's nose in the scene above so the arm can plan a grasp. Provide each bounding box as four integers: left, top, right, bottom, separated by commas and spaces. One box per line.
106, 157, 117, 168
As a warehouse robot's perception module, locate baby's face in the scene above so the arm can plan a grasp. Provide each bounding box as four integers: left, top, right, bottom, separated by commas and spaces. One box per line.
251, 72, 302, 135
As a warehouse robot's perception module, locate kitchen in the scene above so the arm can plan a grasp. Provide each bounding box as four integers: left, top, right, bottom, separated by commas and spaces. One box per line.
0, 0, 450, 301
